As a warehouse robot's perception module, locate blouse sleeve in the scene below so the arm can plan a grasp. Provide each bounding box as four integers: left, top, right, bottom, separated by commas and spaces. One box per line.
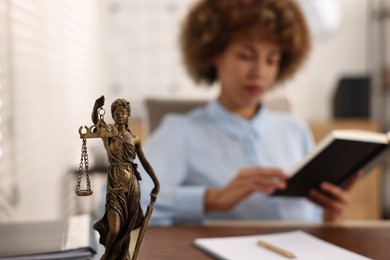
139, 115, 206, 226
300, 119, 315, 155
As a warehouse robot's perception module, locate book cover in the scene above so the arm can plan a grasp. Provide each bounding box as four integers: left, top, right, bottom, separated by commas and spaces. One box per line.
273, 130, 390, 197
0, 214, 96, 260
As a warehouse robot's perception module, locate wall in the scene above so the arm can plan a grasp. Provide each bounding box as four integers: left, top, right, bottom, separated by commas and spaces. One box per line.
289, 0, 369, 121
100, 0, 216, 118
101, 0, 370, 122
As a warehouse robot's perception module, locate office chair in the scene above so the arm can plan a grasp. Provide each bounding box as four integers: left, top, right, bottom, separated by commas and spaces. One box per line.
144, 93, 293, 135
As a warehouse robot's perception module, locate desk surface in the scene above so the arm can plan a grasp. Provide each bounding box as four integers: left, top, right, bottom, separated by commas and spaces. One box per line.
137, 224, 390, 259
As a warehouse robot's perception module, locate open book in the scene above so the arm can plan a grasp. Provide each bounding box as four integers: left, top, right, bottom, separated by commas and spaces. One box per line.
194, 230, 371, 260
0, 214, 96, 260
273, 129, 390, 196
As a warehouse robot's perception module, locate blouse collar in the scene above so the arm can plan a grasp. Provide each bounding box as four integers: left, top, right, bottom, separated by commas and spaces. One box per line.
206, 99, 266, 140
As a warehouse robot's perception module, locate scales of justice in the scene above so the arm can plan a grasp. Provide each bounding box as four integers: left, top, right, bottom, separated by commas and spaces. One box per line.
75, 95, 160, 260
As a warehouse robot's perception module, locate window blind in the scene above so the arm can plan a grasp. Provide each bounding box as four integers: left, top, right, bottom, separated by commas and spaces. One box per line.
0, 0, 103, 222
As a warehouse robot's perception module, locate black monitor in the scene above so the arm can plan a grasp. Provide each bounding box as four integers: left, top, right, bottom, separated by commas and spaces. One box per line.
333, 76, 371, 118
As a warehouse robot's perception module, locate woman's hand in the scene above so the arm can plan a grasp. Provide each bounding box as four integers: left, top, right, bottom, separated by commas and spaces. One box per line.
308, 172, 362, 222
205, 167, 288, 213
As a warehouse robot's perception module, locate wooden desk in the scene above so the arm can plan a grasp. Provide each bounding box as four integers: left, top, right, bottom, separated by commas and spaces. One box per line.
137, 223, 390, 259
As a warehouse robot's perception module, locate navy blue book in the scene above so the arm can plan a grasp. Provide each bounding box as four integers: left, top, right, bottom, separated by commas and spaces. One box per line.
273, 130, 390, 197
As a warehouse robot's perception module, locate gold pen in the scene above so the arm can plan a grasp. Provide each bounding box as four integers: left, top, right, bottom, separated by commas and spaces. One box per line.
257, 240, 296, 259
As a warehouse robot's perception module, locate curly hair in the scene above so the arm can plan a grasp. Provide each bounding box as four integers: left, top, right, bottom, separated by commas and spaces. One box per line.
180, 0, 310, 85
111, 98, 131, 118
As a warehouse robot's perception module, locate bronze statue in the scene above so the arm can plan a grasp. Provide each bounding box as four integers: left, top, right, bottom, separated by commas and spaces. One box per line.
76, 95, 160, 260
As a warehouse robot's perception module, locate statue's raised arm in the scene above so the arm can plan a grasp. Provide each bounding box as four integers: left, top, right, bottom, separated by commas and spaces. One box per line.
79, 95, 118, 139
92, 95, 105, 125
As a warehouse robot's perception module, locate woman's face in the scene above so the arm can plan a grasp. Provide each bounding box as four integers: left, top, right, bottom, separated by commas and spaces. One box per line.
113, 105, 129, 124
213, 37, 282, 112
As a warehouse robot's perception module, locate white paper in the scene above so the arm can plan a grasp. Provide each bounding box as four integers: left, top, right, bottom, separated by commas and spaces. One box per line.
194, 230, 372, 260
63, 214, 91, 250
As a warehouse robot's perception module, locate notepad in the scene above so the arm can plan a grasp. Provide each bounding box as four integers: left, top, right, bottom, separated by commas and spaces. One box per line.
194, 230, 372, 260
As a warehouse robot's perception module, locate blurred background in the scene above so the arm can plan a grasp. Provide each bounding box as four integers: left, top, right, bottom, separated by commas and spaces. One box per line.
1, 0, 390, 223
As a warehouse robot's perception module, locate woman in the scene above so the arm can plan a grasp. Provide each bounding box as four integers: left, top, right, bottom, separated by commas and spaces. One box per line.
140, 0, 359, 225
92, 96, 159, 259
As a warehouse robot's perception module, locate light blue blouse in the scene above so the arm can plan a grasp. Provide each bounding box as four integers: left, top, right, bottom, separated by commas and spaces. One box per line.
139, 100, 322, 225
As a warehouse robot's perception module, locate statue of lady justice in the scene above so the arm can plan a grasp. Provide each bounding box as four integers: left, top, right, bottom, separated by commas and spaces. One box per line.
77, 95, 160, 260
